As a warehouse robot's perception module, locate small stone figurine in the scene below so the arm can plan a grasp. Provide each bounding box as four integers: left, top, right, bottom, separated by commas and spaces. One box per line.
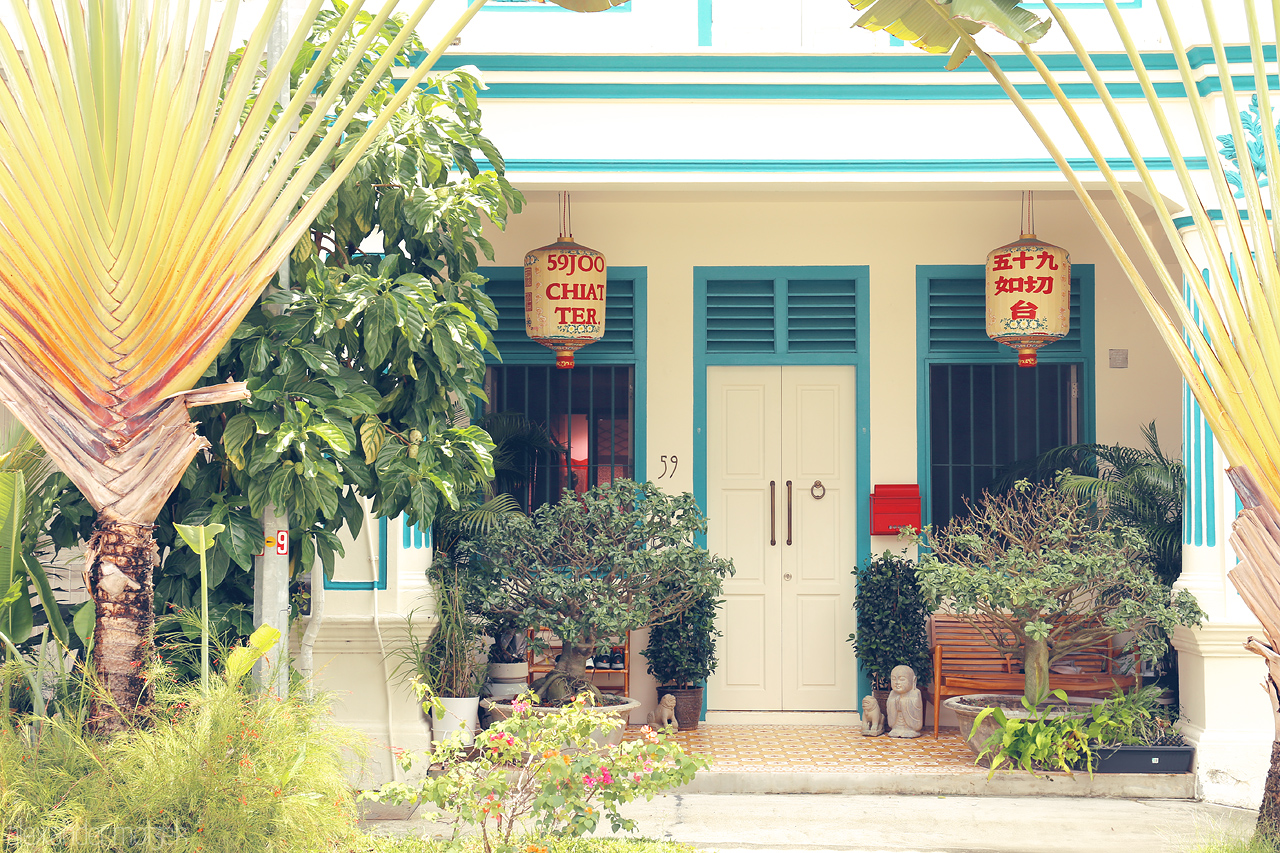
860, 694, 884, 736
647, 693, 679, 731
885, 664, 924, 738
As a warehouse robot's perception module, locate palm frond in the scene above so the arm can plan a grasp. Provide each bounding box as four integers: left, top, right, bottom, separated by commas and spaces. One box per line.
0, 0, 490, 524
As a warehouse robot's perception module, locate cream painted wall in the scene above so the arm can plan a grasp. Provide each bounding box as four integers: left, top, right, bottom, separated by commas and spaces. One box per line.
485, 189, 1184, 466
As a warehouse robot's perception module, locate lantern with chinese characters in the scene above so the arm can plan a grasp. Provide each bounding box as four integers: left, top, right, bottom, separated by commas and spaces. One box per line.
985, 232, 1070, 367
524, 238, 606, 369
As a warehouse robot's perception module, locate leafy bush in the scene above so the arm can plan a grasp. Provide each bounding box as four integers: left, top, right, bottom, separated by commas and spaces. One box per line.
971, 689, 1094, 777
371, 690, 706, 853
1, 638, 364, 852
848, 549, 932, 691
642, 588, 722, 689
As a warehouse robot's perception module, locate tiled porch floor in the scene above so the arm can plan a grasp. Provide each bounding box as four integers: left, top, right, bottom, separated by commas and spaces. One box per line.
628, 724, 980, 774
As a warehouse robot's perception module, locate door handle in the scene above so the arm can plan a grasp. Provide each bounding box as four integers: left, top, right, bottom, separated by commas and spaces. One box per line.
770, 480, 776, 546
786, 480, 793, 545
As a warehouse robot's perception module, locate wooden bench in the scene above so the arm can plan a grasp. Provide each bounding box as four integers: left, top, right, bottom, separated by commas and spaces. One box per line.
929, 613, 1136, 738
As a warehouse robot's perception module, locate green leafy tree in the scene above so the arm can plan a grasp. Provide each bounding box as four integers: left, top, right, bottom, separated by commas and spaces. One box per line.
44, 10, 523, 644
915, 480, 1203, 704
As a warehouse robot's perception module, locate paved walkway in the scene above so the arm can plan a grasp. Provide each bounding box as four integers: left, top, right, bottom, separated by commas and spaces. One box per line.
364, 793, 1258, 853
607, 792, 1259, 853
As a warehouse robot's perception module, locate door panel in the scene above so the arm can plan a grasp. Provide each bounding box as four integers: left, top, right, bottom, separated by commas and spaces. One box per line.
707, 367, 782, 707
708, 365, 857, 711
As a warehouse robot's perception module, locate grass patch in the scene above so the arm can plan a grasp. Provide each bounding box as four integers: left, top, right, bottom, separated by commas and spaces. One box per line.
2, 668, 365, 852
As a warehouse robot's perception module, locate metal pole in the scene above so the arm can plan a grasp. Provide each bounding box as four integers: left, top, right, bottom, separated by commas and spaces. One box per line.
253, 4, 294, 698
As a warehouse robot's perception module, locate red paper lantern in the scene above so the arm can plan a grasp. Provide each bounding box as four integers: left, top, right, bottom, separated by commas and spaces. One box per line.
985, 233, 1070, 367
524, 238, 606, 369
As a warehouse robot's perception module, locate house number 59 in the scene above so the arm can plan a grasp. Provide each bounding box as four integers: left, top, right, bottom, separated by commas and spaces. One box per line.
657, 455, 679, 478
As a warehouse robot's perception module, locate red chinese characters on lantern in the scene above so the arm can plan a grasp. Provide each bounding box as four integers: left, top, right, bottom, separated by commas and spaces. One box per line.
985, 235, 1070, 367
524, 239, 607, 369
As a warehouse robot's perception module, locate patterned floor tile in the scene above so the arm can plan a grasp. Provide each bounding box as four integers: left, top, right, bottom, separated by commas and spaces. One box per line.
626, 724, 980, 774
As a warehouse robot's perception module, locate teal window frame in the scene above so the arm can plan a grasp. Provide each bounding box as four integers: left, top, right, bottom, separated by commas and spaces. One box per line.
915, 264, 1096, 530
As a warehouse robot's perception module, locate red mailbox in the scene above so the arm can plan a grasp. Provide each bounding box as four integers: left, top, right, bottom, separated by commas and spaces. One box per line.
870, 484, 921, 535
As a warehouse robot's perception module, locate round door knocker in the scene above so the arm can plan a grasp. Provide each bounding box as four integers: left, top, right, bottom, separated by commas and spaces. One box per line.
810, 480, 826, 500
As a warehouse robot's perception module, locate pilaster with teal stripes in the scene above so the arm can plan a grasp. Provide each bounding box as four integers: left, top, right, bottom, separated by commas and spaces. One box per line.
1183, 267, 1217, 548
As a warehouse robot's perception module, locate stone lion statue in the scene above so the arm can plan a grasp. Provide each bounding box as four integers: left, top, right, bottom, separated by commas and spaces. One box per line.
861, 694, 884, 736
646, 693, 679, 731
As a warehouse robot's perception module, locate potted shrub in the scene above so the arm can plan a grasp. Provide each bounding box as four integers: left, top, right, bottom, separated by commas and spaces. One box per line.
642, 584, 723, 730
848, 548, 932, 702
475, 479, 733, 722
390, 554, 487, 745
915, 479, 1203, 753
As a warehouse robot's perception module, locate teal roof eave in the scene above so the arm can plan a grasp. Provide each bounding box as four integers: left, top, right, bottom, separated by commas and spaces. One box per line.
477, 157, 1211, 173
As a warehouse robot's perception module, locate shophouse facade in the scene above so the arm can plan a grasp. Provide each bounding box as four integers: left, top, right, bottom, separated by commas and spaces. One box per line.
302, 0, 1273, 806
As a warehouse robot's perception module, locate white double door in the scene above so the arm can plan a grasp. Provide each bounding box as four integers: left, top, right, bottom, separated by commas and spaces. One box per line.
706, 365, 858, 711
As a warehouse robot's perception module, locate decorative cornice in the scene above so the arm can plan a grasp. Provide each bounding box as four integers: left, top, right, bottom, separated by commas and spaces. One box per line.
1172, 622, 1266, 657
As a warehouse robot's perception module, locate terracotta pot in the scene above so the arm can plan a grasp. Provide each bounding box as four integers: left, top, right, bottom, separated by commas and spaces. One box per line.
657, 686, 703, 731
482, 695, 642, 747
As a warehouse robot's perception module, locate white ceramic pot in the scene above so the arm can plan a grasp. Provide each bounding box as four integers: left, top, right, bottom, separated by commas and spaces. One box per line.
430, 696, 481, 746
485, 662, 530, 701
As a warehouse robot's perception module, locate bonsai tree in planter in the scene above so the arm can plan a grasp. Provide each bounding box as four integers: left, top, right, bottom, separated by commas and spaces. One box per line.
849, 548, 932, 695
642, 584, 723, 729
476, 479, 733, 705
914, 479, 1203, 705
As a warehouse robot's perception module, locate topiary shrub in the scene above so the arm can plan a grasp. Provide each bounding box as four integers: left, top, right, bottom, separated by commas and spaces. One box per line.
849, 548, 933, 692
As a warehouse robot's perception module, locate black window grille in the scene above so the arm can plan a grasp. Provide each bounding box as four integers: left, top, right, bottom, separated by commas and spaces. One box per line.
486, 364, 635, 511
928, 362, 1080, 524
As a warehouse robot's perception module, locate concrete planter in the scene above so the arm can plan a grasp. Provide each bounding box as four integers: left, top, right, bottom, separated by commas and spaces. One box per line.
483, 695, 642, 747
1091, 744, 1195, 773
485, 662, 530, 701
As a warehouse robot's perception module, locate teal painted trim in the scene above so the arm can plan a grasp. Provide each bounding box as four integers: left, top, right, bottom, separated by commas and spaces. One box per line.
914, 264, 1097, 531
325, 516, 390, 590
436, 49, 1203, 75
487, 157, 1210, 174
692, 265, 872, 707
1173, 209, 1274, 229
633, 269, 649, 482
466, 81, 1187, 101
482, 0, 629, 9
1026, 0, 1138, 6
697, 0, 711, 47
402, 518, 431, 550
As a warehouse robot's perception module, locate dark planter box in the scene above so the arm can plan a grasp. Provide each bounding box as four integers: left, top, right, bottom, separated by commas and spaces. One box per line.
1091, 744, 1194, 773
